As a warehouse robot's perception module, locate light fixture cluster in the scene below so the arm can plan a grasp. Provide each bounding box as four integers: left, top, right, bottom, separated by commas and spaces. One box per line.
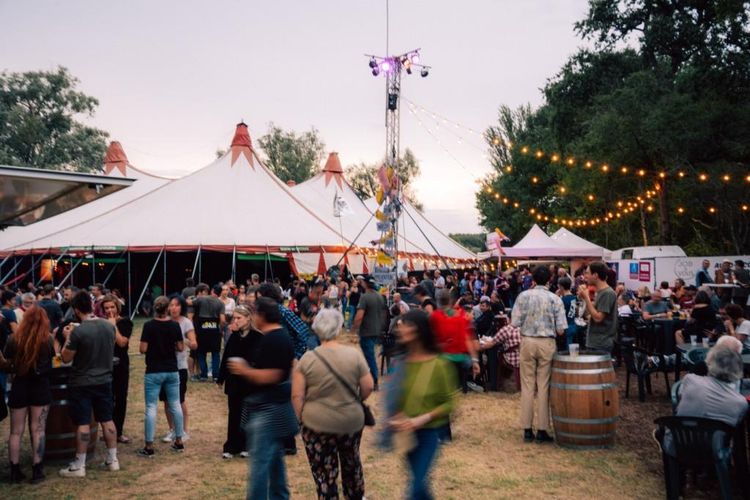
366, 50, 430, 78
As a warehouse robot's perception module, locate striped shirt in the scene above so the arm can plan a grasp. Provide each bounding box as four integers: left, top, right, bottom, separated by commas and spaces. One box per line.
511, 286, 567, 338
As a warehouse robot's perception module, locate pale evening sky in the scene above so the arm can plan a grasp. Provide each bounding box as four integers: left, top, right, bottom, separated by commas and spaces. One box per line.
0, 0, 590, 234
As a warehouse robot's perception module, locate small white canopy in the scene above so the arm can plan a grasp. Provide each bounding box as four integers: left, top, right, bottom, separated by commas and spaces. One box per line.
502, 224, 604, 258
550, 228, 609, 258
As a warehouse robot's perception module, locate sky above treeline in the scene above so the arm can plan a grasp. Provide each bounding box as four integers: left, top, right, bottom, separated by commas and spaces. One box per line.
0, 0, 590, 233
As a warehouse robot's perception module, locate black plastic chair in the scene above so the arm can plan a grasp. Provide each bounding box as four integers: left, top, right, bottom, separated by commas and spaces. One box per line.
654, 416, 735, 500
619, 339, 671, 402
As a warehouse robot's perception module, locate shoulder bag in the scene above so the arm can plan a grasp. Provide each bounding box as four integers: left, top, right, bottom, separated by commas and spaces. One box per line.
312, 350, 375, 427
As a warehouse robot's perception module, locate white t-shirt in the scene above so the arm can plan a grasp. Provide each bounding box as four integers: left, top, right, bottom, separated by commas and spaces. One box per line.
223, 297, 236, 317
435, 276, 446, 288
176, 316, 194, 370
736, 320, 750, 350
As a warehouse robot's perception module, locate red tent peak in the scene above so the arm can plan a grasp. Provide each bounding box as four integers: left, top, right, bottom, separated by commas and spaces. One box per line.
231, 122, 253, 149
230, 122, 255, 168
103, 141, 128, 175
323, 152, 343, 173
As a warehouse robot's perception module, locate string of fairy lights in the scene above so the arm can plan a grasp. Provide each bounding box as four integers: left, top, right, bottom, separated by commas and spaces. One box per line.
404, 98, 750, 225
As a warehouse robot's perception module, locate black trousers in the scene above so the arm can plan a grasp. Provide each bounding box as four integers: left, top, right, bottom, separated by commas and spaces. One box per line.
224, 394, 246, 454
452, 360, 469, 394
112, 362, 129, 437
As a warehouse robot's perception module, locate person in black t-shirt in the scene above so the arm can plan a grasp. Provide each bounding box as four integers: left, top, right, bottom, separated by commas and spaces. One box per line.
138, 296, 185, 456
414, 285, 436, 315
228, 297, 295, 499
102, 295, 133, 444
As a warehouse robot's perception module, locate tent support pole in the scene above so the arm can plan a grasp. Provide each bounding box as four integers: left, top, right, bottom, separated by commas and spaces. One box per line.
191, 246, 201, 280
402, 204, 455, 277
266, 246, 274, 281
127, 251, 132, 318
163, 249, 167, 295
0, 254, 22, 285
231, 245, 236, 283
58, 256, 86, 288
130, 247, 165, 320
102, 249, 127, 288
92, 249, 96, 286
334, 208, 378, 268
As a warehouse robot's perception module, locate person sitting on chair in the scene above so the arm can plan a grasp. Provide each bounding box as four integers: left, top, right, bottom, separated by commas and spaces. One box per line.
657, 336, 748, 456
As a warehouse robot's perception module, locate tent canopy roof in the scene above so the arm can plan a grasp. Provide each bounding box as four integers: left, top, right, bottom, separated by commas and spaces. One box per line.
501, 225, 605, 258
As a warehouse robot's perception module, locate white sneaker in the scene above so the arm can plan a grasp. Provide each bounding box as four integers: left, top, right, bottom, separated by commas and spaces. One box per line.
161, 430, 175, 443
467, 381, 485, 393
181, 432, 190, 442
59, 465, 86, 478
103, 459, 120, 471
239, 451, 249, 458
222, 452, 233, 459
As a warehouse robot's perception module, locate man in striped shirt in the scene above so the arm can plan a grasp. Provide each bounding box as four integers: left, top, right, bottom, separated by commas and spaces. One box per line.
511, 266, 567, 444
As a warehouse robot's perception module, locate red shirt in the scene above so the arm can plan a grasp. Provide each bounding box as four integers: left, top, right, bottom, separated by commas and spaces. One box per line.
429, 308, 472, 355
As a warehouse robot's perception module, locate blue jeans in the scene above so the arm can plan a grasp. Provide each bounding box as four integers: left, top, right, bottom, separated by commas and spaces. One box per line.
246, 412, 289, 499
406, 427, 443, 500
359, 336, 378, 383
144, 371, 183, 442
198, 351, 221, 379
345, 305, 356, 329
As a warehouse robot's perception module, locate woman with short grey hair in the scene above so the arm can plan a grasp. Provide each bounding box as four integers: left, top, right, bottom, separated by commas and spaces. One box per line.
291, 308, 374, 499
706, 335, 744, 383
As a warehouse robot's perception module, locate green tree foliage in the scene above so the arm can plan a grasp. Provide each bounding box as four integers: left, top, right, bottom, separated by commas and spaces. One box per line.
0, 67, 109, 172
345, 148, 423, 209
258, 124, 326, 184
449, 233, 486, 253
477, 1, 750, 254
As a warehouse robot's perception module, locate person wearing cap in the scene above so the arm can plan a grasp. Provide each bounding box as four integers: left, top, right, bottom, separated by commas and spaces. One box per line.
732, 260, 749, 316
351, 276, 387, 389
714, 260, 734, 307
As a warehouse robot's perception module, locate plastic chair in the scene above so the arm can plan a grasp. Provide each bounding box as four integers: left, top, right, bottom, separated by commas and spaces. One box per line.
669, 380, 682, 413
654, 416, 735, 500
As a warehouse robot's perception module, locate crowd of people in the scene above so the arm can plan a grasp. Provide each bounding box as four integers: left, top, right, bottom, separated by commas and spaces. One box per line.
0, 259, 748, 497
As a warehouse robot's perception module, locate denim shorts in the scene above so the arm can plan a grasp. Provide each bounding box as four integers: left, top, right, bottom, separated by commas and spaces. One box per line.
68, 383, 114, 425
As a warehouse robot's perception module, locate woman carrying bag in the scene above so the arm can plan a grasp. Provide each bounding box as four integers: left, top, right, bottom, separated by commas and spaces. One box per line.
292, 308, 374, 499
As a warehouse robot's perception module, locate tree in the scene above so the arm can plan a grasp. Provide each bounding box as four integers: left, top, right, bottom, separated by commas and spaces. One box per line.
345, 148, 423, 209
257, 124, 325, 184
0, 66, 109, 172
449, 233, 486, 253
476, 1, 750, 254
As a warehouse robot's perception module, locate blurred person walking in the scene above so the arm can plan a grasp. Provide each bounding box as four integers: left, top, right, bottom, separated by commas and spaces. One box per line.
292, 308, 374, 499
0, 306, 55, 483
386, 310, 458, 500
229, 297, 297, 500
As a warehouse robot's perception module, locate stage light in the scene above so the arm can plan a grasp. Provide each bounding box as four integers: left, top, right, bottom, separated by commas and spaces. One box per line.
372, 66, 380, 77
420, 68, 429, 78
410, 53, 420, 64
369, 57, 378, 69
381, 60, 391, 72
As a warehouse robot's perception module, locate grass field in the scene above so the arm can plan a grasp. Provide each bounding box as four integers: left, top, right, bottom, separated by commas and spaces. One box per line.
0, 321, 672, 499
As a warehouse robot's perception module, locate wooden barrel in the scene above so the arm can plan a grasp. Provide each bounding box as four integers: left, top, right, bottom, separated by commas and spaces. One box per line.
45, 367, 98, 461
550, 351, 619, 449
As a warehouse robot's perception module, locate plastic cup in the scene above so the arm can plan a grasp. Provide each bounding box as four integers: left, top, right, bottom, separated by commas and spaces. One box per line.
702, 338, 710, 348
569, 343, 579, 356
690, 335, 697, 346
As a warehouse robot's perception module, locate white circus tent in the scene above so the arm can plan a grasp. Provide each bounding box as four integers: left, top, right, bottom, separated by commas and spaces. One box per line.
292, 152, 476, 273
550, 227, 609, 259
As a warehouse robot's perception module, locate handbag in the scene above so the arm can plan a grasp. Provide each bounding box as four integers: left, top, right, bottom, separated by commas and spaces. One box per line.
312, 350, 375, 427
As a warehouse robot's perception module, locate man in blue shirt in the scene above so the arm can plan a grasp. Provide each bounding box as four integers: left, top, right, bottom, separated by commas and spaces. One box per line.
695, 259, 713, 287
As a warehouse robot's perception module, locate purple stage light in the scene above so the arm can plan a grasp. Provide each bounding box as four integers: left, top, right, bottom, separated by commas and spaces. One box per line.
410, 53, 420, 64
381, 60, 391, 72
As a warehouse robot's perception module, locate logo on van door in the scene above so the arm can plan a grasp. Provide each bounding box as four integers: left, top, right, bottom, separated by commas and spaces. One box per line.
639, 262, 651, 282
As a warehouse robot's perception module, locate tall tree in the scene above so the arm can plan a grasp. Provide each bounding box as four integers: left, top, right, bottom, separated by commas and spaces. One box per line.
0, 66, 109, 172
345, 148, 423, 209
257, 124, 325, 184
